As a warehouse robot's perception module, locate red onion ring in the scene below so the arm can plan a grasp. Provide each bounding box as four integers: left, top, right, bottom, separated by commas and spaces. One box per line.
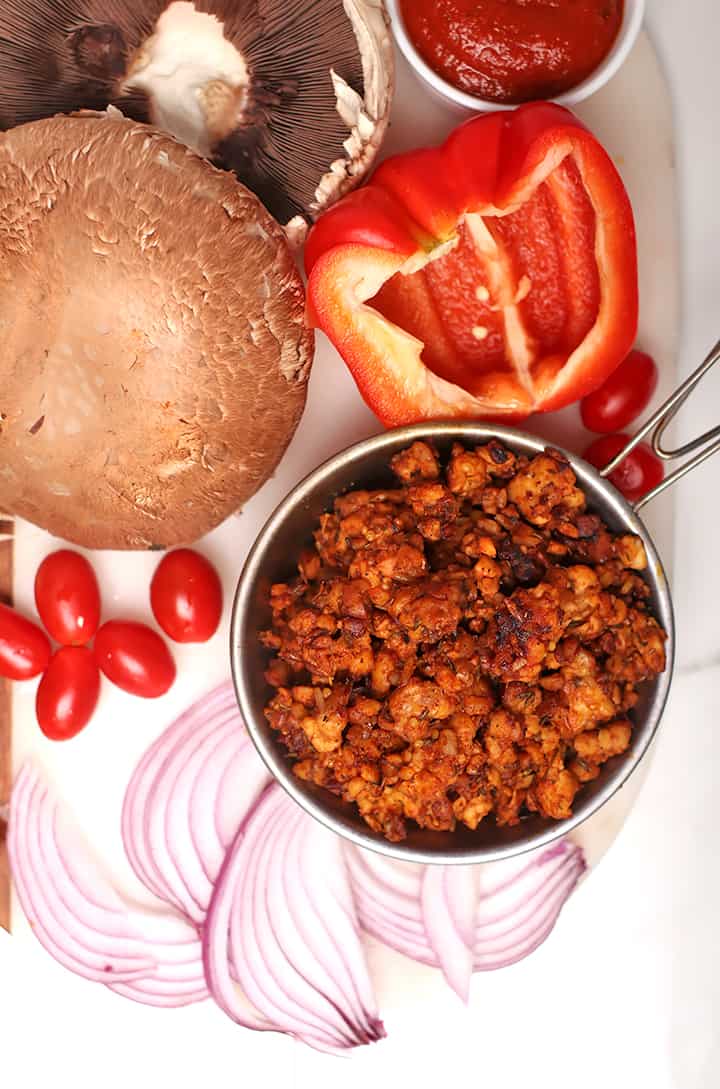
9, 764, 156, 982
141, 713, 238, 917
122, 684, 239, 902
473, 859, 585, 970
347, 839, 586, 992
189, 730, 247, 883
279, 799, 384, 1043
226, 786, 383, 1051
345, 848, 436, 964
202, 811, 274, 1034
11, 678, 587, 1040
163, 721, 239, 914
421, 866, 475, 1001
352, 889, 437, 966
473, 846, 583, 938
108, 914, 209, 1007
122, 683, 269, 922
213, 739, 269, 850
233, 792, 353, 1050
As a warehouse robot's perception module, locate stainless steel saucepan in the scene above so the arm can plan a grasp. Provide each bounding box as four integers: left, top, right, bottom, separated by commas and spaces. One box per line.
231, 340, 720, 864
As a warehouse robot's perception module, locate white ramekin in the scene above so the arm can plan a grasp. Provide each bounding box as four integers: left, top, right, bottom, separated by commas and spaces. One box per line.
386, 0, 646, 112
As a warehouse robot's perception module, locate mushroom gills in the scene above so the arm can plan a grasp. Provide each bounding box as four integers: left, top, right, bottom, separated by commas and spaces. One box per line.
0, 0, 393, 229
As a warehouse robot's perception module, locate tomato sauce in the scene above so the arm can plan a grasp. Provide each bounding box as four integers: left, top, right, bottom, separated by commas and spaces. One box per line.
399, 0, 624, 104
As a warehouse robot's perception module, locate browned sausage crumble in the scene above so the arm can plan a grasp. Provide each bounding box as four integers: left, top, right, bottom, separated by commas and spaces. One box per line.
261, 441, 667, 842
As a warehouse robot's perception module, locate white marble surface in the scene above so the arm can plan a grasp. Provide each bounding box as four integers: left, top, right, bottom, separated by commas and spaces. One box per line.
2, 3, 719, 1087
641, 4, 720, 1083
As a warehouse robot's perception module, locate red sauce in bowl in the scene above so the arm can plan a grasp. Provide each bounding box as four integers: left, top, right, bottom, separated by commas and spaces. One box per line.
399, 0, 625, 104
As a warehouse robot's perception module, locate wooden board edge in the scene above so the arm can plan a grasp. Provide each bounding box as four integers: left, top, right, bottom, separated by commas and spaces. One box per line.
0, 528, 13, 932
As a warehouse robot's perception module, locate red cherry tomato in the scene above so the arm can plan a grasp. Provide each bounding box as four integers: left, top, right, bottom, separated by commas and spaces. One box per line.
583, 433, 664, 503
0, 603, 51, 680
150, 549, 223, 644
581, 349, 658, 434
36, 647, 100, 741
34, 549, 101, 646
94, 620, 176, 698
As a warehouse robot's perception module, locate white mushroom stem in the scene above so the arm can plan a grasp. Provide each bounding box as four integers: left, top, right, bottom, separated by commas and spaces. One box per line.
125, 1, 249, 156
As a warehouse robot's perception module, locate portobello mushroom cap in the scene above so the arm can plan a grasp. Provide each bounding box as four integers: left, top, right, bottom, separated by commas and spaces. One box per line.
0, 111, 313, 550
0, 0, 393, 238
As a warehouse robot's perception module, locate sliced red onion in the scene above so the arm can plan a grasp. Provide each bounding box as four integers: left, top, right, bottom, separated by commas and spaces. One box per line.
280, 797, 384, 1043
162, 720, 237, 913
421, 866, 475, 1001
144, 714, 236, 920
359, 849, 425, 899
202, 813, 273, 1034
240, 800, 348, 1050
233, 793, 358, 1050
444, 866, 476, 947
125, 692, 239, 913
9, 763, 157, 982
214, 740, 270, 850
109, 980, 209, 1007
11, 762, 213, 1007
122, 684, 239, 901
11, 674, 587, 1039
190, 729, 248, 882
473, 843, 585, 969
353, 893, 436, 966
122, 682, 270, 922
122, 720, 203, 905
347, 839, 586, 995
209, 785, 383, 1051
121, 740, 171, 904
108, 914, 209, 1007
345, 848, 436, 965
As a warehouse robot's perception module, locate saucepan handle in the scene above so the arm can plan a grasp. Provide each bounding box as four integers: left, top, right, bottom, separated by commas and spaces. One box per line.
599, 338, 720, 512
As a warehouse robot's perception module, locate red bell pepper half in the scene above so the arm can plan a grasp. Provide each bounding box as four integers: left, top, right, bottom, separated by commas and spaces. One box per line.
305, 103, 638, 426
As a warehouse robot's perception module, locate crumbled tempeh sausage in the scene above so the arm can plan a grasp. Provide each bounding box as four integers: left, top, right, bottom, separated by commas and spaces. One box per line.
262, 441, 667, 842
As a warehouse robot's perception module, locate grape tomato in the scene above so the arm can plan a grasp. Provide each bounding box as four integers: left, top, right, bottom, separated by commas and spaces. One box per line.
583, 433, 664, 503
94, 620, 176, 698
150, 549, 223, 644
36, 647, 100, 741
581, 349, 658, 434
34, 550, 101, 646
0, 603, 51, 680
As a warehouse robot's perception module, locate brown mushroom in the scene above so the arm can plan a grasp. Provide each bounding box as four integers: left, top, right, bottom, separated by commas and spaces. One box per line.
0, 0, 393, 239
0, 111, 313, 549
